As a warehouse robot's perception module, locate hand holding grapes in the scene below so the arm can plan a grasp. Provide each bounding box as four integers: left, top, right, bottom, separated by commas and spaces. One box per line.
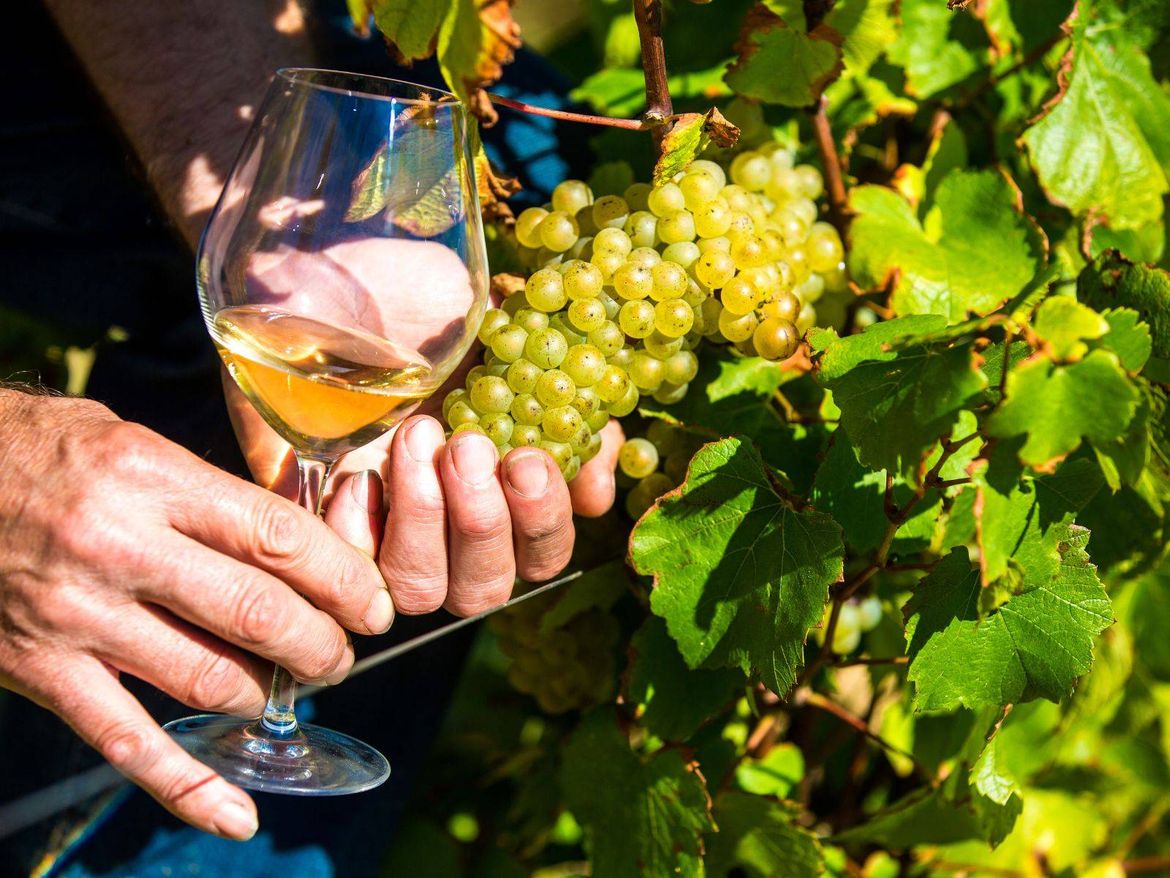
223, 236, 624, 617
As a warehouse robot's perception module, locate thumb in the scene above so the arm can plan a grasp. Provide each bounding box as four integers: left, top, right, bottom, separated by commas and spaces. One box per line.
324, 469, 385, 560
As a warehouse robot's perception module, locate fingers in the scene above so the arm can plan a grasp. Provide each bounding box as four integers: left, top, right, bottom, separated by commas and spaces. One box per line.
43, 658, 259, 840
324, 470, 385, 560
569, 418, 624, 518
440, 431, 516, 616
169, 471, 391, 635
379, 416, 450, 615
144, 535, 354, 685
501, 448, 574, 582
96, 604, 269, 717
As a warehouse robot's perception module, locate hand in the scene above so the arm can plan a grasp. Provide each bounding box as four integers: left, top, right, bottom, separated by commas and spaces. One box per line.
0, 391, 393, 839
227, 237, 624, 616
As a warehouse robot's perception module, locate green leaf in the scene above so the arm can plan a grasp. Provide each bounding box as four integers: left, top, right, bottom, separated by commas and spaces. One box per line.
706, 793, 823, 878
631, 438, 844, 695
922, 118, 969, 206
654, 108, 741, 186
848, 171, 1046, 320
1097, 308, 1153, 372
734, 743, 804, 797
824, 0, 897, 77
887, 0, 988, 97
725, 4, 844, 107
974, 447, 1104, 585
370, 0, 448, 60
904, 530, 1113, 712
626, 617, 744, 741
1033, 296, 1109, 361
987, 350, 1139, 469
1078, 253, 1170, 364
1022, 18, 1170, 230
1093, 390, 1151, 491
562, 711, 713, 878
435, 0, 518, 100
815, 316, 988, 476
833, 784, 1019, 850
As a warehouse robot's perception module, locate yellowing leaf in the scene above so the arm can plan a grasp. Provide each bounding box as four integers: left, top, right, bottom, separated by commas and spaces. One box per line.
653, 108, 741, 185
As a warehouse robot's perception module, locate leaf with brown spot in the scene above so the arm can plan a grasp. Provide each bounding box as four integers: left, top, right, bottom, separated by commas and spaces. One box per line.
652, 108, 741, 186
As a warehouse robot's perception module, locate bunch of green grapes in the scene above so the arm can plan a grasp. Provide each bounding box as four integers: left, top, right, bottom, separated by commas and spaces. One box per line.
489, 595, 619, 714
617, 420, 705, 519
814, 595, 884, 655
443, 143, 848, 480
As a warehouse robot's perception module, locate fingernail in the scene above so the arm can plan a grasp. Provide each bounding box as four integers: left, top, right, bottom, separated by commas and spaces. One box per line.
505, 451, 550, 498
450, 434, 498, 486
349, 470, 382, 514
213, 800, 258, 841
405, 418, 443, 463
363, 588, 394, 635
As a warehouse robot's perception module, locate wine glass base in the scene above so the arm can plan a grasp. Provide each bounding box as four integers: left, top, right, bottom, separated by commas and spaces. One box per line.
164, 714, 390, 796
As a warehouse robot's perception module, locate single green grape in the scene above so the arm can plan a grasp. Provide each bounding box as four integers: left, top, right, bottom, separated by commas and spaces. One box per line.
623, 210, 658, 248
512, 423, 542, 447
513, 308, 550, 334
562, 455, 581, 481
570, 385, 602, 420
629, 350, 665, 391
642, 330, 685, 360
718, 308, 758, 343
443, 387, 470, 420
552, 179, 593, 214
657, 210, 696, 244
510, 393, 545, 427
486, 325, 528, 362
730, 235, 768, 270
794, 273, 825, 304
595, 363, 632, 404
761, 290, 800, 323
730, 152, 771, 191
664, 349, 699, 385
694, 200, 733, 238
447, 400, 480, 430
679, 170, 722, 211
548, 314, 586, 348
563, 260, 604, 300
480, 412, 515, 446
538, 210, 579, 253
653, 299, 694, 338
580, 429, 604, 463
661, 241, 700, 271
538, 439, 574, 470
597, 290, 621, 321
720, 183, 752, 212
543, 405, 583, 443
785, 245, 811, 283
590, 249, 625, 280
649, 261, 688, 301
618, 299, 656, 339
588, 320, 625, 356
506, 359, 542, 394
752, 317, 800, 361
613, 262, 652, 300
720, 275, 759, 316
726, 211, 755, 238
623, 181, 652, 211
568, 298, 607, 333
699, 297, 724, 336
695, 250, 736, 289
608, 379, 641, 417
525, 327, 569, 369
525, 268, 567, 313
561, 343, 606, 387
652, 381, 688, 405
585, 407, 610, 433
593, 226, 632, 256
856, 595, 883, 632
477, 308, 510, 345
535, 368, 576, 408
572, 209, 598, 242
688, 159, 727, 187
464, 364, 487, 392
514, 207, 548, 249
451, 422, 486, 436
647, 183, 686, 218
568, 421, 593, 455
831, 602, 862, 654
591, 194, 629, 230
646, 420, 681, 455
618, 437, 659, 479
470, 375, 514, 414
794, 164, 824, 199
697, 235, 732, 254
626, 247, 659, 269
807, 221, 844, 273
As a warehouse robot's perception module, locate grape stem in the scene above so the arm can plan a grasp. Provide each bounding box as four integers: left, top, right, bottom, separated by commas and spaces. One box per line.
810, 95, 850, 235
794, 689, 927, 776
632, 0, 673, 144
487, 93, 647, 131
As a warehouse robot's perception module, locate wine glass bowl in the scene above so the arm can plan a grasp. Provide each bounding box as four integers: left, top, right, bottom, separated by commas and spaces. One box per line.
168, 69, 489, 795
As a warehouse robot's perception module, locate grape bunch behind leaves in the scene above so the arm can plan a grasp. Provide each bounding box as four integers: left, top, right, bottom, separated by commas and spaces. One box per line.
443, 141, 848, 482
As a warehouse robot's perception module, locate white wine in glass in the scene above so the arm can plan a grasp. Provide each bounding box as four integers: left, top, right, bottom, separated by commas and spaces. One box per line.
166, 69, 488, 795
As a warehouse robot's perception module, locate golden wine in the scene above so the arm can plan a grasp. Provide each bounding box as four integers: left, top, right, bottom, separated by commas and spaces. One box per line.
212, 304, 432, 455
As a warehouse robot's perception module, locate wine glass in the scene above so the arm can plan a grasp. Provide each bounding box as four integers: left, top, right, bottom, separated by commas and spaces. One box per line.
165, 69, 488, 795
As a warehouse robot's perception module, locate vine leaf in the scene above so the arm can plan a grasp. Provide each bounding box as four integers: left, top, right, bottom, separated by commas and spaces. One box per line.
1098, 308, 1153, 374
904, 532, 1113, 713
973, 448, 1104, 586
986, 349, 1139, 470
887, 0, 988, 97
630, 438, 844, 696
848, 170, 1046, 320
1078, 252, 1170, 377
1032, 296, 1108, 361
825, 0, 898, 77
705, 793, 823, 878
813, 316, 987, 477
626, 617, 744, 742
1022, 8, 1170, 230
734, 744, 804, 798
653, 108, 741, 186
561, 711, 713, 878
725, 3, 844, 107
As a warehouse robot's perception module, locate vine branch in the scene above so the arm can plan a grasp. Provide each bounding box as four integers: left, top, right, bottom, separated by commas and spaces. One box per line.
487, 93, 647, 130
811, 95, 849, 234
632, 0, 673, 142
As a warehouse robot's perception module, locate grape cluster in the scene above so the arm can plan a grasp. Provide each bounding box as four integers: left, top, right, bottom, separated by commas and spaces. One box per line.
815, 595, 883, 654
617, 420, 704, 519
489, 595, 619, 714
443, 143, 848, 481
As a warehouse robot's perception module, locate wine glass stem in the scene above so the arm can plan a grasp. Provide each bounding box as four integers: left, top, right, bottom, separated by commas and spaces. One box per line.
259, 452, 335, 736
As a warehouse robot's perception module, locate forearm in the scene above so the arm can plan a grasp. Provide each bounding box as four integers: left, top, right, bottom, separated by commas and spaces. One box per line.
44, 0, 316, 249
